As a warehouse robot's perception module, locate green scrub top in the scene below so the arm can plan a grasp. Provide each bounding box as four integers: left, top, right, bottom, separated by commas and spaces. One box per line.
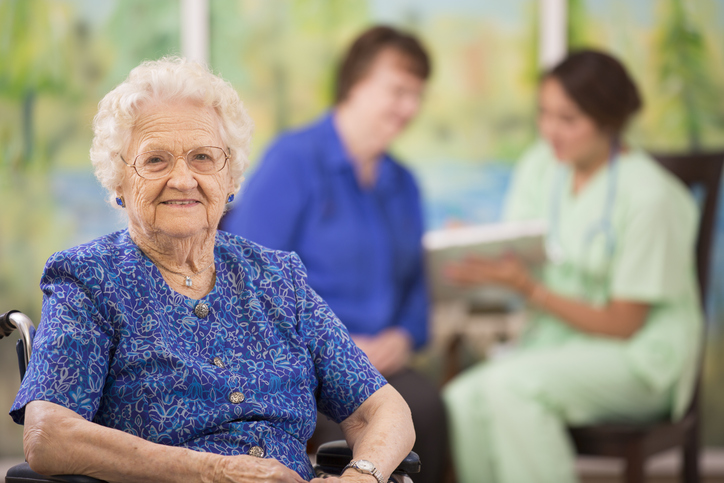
504, 141, 703, 420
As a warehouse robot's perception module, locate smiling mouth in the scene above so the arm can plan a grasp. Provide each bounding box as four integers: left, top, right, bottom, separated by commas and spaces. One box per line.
163, 200, 198, 205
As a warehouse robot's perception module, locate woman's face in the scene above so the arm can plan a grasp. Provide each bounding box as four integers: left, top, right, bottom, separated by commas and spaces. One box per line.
119, 99, 234, 241
537, 77, 611, 168
345, 48, 426, 146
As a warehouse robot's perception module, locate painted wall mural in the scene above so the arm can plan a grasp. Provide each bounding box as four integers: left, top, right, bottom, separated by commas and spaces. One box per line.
0, 0, 722, 456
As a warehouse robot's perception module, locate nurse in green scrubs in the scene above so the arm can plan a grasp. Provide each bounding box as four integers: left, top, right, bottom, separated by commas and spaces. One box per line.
443, 50, 702, 483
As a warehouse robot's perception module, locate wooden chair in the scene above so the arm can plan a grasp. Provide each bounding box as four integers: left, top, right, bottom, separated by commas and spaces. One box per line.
569, 150, 724, 483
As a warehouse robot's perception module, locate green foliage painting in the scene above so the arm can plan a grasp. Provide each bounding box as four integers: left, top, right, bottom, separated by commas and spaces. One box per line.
654, 0, 723, 150
568, 0, 724, 151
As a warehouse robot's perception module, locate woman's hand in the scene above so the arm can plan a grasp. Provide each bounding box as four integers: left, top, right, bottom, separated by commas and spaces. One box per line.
445, 255, 651, 339
210, 454, 306, 483
445, 253, 536, 296
352, 328, 412, 377
309, 471, 379, 482
445, 252, 652, 339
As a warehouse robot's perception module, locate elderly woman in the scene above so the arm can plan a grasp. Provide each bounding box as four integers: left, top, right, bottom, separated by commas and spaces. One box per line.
10, 57, 414, 483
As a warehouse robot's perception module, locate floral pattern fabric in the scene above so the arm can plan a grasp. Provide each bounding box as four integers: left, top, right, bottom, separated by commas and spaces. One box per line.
11, 229, 387, 480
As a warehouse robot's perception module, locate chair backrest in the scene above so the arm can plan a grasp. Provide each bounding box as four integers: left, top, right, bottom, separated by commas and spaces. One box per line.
651, 151, 724, 417
651, 151, 724, 305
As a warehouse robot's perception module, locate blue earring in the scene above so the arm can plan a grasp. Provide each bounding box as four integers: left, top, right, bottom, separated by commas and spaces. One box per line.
227, 194, 235, 203
116, 197, 125, 208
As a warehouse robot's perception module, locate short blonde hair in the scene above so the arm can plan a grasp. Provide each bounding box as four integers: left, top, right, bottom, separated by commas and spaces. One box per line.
90, 56, 253, 206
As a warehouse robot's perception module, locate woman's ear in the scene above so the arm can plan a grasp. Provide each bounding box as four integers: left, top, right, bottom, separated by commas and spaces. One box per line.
230, 176, 244, 196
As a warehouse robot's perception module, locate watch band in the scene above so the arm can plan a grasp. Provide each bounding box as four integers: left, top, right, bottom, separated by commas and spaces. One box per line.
342, 459, 386, 483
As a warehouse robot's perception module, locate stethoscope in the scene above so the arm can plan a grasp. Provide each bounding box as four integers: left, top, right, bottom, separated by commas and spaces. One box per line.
545, 141, 620, 298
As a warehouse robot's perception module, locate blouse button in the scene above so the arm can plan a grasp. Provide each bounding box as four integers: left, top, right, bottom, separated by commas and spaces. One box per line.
248, 446, 265, 458
229, 391, 245, 404
194, 302, 210, 318
212, 357, 225, 368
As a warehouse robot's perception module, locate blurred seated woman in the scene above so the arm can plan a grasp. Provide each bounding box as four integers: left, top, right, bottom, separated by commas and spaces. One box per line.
443, 50, 702, 483
221, 25, 447, 483
10, 57, 413, 483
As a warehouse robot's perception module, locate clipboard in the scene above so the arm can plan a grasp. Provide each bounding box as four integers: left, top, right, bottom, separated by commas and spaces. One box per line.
423, 220, 547, 302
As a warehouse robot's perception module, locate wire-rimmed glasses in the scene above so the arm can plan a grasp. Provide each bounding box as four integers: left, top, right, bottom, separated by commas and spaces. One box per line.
121, 146, 230, 180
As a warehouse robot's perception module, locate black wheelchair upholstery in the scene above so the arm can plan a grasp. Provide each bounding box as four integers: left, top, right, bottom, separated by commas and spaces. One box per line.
7, 464, 103, 483
1, 310, 420, 483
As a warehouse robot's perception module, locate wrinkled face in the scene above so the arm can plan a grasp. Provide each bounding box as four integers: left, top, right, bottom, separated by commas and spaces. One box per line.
345, 48, 426, 145
537, 77, 611, 168
118, 99, 234, 240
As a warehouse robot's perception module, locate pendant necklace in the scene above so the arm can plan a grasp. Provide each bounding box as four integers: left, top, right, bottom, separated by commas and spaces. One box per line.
143, 252, 214, 288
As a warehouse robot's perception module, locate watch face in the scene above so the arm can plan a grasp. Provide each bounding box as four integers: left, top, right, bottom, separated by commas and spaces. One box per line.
356, 460, 375, 472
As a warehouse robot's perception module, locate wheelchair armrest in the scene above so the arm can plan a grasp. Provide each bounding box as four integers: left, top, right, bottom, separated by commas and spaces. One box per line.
314, 440, 421, 476
6, 462, 107, 483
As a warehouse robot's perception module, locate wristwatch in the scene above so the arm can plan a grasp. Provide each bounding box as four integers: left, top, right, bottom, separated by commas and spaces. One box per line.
342, 459, 386, 483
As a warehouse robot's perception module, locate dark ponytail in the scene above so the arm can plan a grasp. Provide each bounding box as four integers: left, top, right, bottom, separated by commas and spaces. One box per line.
545, 49, 642, 135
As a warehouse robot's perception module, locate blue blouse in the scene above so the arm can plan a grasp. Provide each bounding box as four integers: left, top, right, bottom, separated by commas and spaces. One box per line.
10, 229, 386, 480
221, 113, 429, 348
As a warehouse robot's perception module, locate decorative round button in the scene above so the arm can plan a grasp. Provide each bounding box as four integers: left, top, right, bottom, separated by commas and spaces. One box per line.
229, 391, 245, 404
247, 446, 265, 458
212, 357, 225, 368
194, 302, 210, 318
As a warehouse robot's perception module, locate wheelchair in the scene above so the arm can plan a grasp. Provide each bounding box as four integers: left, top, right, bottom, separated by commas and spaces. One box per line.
1, 310, 420, 483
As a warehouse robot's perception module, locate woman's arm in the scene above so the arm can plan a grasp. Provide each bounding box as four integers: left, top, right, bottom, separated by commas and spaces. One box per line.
445, 255, 650, 339
24, 400, 305, 483
311, 384, 414, 483
527, 282, 649, 338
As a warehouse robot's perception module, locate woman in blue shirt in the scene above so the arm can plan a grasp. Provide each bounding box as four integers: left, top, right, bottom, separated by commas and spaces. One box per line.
12, 57, 413, 483
222, 26, 448, 483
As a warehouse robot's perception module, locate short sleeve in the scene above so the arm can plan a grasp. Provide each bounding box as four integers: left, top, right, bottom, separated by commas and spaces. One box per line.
610, 189, 698, 302
503, 141, 553, 222
10, 252, 115, 424
287, 252, 387, 423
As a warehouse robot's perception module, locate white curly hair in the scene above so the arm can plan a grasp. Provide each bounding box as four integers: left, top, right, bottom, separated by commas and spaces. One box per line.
90, 56, 253, 206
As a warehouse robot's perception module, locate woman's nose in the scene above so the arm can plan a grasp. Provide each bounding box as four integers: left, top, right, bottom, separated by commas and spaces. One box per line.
166, 156, 198, 190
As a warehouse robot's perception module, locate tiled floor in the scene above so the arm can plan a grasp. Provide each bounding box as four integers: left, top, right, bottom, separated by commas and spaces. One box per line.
577, 448, 724, 483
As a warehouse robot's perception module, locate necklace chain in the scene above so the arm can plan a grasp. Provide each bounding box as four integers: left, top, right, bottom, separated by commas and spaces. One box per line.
143, 252, 214, 288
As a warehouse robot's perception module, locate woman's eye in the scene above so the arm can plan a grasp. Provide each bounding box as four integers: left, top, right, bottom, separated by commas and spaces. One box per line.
140, 155, 169, 171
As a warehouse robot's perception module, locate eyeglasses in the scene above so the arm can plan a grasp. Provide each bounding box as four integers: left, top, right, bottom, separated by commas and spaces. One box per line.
121, 146, 230, 180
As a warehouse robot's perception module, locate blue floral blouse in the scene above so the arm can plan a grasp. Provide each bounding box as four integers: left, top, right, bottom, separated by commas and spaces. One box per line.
10, 229, 387, 480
